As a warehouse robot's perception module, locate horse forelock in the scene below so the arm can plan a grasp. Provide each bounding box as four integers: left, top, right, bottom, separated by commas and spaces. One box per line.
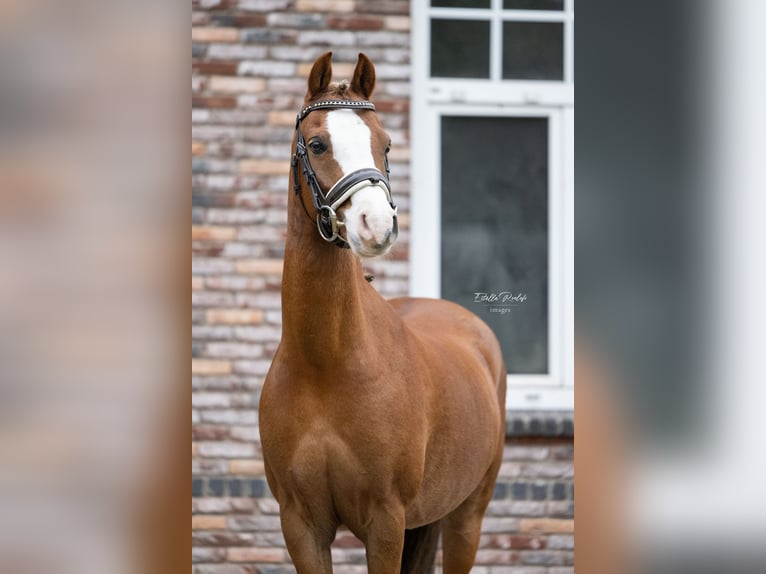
305, 81, 360, 103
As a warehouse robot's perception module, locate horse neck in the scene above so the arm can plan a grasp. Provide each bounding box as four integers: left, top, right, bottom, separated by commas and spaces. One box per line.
281, 181, 392, 369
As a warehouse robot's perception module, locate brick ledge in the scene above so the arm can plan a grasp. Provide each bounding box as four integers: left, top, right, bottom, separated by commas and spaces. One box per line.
506, 410, 574, 438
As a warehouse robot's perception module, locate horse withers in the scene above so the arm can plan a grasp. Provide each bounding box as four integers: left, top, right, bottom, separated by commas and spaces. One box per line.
259, 51, 507, 574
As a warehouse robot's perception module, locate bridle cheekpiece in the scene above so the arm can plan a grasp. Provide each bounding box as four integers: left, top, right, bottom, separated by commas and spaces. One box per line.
292, 99, 397, 249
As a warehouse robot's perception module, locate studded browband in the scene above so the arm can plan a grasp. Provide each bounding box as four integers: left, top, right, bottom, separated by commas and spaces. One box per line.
297, 99, 376, 122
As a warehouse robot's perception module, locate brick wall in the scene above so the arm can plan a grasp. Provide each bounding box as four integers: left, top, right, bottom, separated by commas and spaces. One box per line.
191, 1, 573, 572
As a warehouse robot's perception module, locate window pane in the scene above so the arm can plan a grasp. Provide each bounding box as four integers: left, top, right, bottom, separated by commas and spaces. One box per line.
504, 0, 564, 10
440, 116, 549, 374
431, 19, 490, 79
502, 21, 563, 80
433, 0, 490, 7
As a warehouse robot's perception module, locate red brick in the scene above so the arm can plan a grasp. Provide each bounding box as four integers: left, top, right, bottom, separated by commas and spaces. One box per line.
209, 76, 266, 94
191, 359, 231, 375
192, 531, 254, 547
227, 14, 268, 28
238, 159, 287, 175
474, 550, 518, 565
192, 515, 227, 530
192, 96, 237, 109
235, 258, 283, 275
230, 499, 257, 513
192, 241, 225, 257
327, 16, 385, 30
206, 308, 265, 324
296, 0, 354, 12
192, 226, 237, 240
192, 425, 229, 441
192, 27, 240, 43
374, 100, 410, 113
227, 547, 286, 562
192, 60, 239, 75
385, 15, 411, 31
268, 110, 296, 126
519, 518, 574, 534
357, 0, 410, 15
229, 459, 265, 475
192, 141, 206, 156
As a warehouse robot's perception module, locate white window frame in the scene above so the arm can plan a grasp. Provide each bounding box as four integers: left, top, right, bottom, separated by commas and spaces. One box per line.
410, 0, 574, 411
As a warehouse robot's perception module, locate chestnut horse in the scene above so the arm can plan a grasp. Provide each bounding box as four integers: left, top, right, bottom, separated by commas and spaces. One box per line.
260, 52, 506, 574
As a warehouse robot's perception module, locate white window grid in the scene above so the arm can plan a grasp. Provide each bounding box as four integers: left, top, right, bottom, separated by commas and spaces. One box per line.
428, 0, 574, 85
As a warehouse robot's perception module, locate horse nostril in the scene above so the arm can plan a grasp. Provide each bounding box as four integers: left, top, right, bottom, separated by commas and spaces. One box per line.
359, 213, 373, 239
357, 212, 394, 246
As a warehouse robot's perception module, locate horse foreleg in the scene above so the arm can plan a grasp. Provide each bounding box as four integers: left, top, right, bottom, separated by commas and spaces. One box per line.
441, 465, 499, 574
363, 504, 406, 574
279, 507, 334, 574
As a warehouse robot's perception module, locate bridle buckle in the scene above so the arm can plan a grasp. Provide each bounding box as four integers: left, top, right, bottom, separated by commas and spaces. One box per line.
316, 205, 340, 243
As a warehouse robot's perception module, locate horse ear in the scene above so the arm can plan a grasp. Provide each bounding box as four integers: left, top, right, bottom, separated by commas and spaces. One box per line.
307, 51, 333, 99
351, 53, 376, 100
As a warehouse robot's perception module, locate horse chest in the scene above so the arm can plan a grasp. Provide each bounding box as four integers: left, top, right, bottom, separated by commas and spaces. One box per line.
269, 390, 425, 503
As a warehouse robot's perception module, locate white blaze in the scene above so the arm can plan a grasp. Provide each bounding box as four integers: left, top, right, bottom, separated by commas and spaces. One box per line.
325, 109, 396, 255
325, 109, 376, 173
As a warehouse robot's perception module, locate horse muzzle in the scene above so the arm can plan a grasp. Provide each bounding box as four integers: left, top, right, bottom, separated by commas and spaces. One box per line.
318, 168, 398, 254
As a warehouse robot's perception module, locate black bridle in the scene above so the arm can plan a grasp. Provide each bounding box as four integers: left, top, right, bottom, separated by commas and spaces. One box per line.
291, 99, 397, 249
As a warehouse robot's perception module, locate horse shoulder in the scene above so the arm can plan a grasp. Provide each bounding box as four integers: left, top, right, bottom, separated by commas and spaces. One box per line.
388, 296, 505, 381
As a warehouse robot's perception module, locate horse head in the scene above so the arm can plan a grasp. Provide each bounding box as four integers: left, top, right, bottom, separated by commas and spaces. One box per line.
292, 51, 398, 258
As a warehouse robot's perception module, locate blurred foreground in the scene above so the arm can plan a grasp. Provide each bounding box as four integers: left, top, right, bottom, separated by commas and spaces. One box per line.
577, 1, 766, 572
0, 1, 187, 573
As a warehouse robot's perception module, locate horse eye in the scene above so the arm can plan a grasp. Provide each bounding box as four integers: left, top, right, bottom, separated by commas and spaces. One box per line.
308, 139, 326, 155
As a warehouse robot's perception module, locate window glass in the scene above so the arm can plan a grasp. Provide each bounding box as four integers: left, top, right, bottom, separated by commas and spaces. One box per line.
502, 21, 564, 80
504, 0, 564, 10
440, 116, 549, 374
431, 19, 491, 79
433, 0, 490, 7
